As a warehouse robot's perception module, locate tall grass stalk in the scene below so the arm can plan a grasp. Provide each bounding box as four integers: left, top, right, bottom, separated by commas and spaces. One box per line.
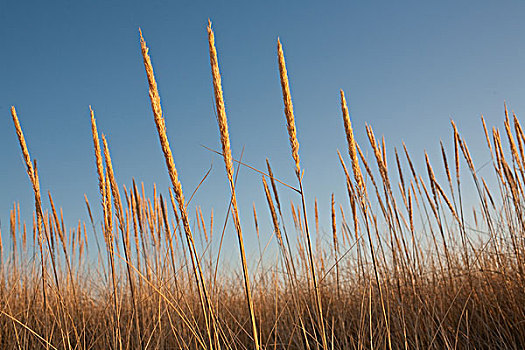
277, 38, 328, 349
207, 21, 260, 350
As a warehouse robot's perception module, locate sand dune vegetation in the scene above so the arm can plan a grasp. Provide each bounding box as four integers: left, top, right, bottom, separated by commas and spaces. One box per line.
2, 23, 525, 349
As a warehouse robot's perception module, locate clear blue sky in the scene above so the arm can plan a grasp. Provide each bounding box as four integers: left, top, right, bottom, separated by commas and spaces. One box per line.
1, 0, 525, 259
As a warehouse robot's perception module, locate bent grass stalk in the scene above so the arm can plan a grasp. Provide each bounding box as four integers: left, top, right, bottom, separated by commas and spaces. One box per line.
10, 107, 47, 309
139, 29, 217, 350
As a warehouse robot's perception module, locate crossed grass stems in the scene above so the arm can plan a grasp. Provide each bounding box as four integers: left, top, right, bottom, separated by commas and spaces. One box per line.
3, 21, 525, 349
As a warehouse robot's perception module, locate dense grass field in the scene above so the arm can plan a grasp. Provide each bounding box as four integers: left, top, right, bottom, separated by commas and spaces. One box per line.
2, 24, 525, 349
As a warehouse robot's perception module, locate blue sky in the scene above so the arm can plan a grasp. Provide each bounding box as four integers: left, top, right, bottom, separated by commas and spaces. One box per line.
1, 0, 525, 260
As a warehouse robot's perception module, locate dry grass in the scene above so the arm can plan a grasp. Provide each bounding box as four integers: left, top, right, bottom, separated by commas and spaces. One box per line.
2, 24, 525, 349
207, 21, 259, 350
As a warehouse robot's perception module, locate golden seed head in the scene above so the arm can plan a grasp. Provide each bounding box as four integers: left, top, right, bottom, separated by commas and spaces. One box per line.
277, 39, 301, 177
340, 90, 364, 194
208, 22, 235, 185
